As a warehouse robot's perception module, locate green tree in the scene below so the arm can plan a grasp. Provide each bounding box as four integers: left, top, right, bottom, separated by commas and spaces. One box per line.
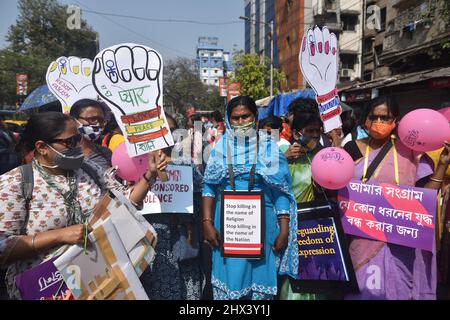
230, 51, 285, 101
164, 57, 224, 115
0, 0, 98, 107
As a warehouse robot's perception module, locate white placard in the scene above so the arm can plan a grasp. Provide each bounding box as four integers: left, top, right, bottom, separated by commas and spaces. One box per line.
221, 191, 263, 258
139, 165, 193, 214
46, 56, 98, 113
92, 43, 174, 157
299, 26, 342, 132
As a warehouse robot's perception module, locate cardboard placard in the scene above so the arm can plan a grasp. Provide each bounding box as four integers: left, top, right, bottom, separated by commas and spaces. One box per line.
338, 179, 437, 251
139, 165, 193, 214
290, 200, 358, 294
299, 26, 342, 132
46, 56, 97, 113
92, 43, 174, 157
220, 190, 264, 259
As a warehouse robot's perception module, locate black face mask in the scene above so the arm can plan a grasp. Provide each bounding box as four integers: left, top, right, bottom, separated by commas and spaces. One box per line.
45, 145, 84, 171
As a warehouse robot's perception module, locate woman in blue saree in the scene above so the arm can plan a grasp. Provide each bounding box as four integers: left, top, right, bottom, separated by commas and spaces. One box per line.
202, 96, 298, 300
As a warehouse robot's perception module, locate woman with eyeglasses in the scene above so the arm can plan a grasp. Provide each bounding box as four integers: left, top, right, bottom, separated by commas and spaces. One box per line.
70, 99, 112, 171
343, 96, 450, 300
0, 112, 167, 299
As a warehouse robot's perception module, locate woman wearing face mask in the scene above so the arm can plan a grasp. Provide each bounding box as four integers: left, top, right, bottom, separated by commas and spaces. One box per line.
343, 96, 450, 300
202, 96, 297, 300
0, 112, 167, 299
70, 99, 112, 171
278, 105, 338, 300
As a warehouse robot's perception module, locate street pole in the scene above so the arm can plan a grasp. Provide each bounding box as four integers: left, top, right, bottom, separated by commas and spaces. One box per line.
270, 20, 274, 99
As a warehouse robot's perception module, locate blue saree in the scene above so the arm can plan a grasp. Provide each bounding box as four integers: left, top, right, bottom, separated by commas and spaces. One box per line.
202, 103, 299, 300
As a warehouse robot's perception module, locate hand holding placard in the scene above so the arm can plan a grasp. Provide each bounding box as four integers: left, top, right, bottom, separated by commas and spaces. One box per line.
299, 26, 342, 132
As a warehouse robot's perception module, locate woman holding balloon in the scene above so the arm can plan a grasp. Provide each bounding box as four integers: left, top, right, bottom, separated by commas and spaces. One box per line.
342, 96, 450, 299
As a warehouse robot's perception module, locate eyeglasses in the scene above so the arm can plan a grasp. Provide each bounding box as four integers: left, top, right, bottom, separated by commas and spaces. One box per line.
49, 134, 82, 148
77, 116, 106, 126
367, 115, 395, 123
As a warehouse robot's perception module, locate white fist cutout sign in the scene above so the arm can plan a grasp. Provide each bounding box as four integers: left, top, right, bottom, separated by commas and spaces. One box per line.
299, 26, 342, 132
92, 43, 173, 157
46, 56, 97, 113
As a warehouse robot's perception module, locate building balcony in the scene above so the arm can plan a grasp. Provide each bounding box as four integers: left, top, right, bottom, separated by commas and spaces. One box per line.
327, 22, 343, 33
391, 0, 419, 9
312, 0, 338, 17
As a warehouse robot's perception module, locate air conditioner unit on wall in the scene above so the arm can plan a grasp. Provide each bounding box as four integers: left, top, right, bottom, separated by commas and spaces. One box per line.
340, 69, 352, 77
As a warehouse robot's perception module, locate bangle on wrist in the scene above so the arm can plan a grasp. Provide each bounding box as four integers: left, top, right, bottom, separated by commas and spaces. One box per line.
202, 218, 213, 223
429, 177, 444, 183
143, 172, 156, 185
278, 215, 290, 221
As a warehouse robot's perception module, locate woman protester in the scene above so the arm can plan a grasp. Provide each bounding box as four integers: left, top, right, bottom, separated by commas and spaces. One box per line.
140, 114, 204, 300
70, 99, 112, 170
0, 112, 167, 299
202, 96, 297, 300
343, 96, 450, 299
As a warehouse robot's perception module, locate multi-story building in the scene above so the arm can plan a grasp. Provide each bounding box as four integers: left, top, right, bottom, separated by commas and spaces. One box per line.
270, 0, 363, 91
342, 0, 450, 114
197, 37, 224, 87
244, 0, 279, 67
311, 0, 364, 83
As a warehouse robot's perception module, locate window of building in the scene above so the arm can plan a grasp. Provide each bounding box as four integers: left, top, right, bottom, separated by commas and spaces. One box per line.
342, 15, 357, 31
363, 38, 373, 53
286, 0, 293, 11
214, 70, 218, 74
379, 8, 386, 32
374, 44, 383, 57
203, 69, 207, 74
215, 79, 218, 84
340, 54, 357, 69
203, 79, 207, 83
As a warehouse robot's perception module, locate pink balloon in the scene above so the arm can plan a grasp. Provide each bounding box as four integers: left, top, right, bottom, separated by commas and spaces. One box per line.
438, 106, 450, 122
111, 143, 149, 182
311, 147, 355, 190
398, 108, 450, 152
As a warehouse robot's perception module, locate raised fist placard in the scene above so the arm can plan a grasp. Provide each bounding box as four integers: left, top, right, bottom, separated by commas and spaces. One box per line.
299, 26, 342, 133
92, 43, 174, 157
46, 56, 97, 113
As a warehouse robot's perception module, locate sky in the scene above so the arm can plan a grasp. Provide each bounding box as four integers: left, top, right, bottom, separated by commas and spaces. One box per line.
0, 0, 245, 59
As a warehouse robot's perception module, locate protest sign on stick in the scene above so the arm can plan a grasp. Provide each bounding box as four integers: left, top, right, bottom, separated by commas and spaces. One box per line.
92, 43, 174, 158
299, 26, 342, 132
46, 56, 97, 113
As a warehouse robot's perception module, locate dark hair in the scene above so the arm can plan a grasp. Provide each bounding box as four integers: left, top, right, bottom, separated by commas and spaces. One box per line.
70, 99, 109, 119
258, 115, 283, 130
211, 110, 223, 123
19, 112, 74, 153
341, 110, 356, 136
362, 96, 399, 121
288, 98, 318, 117
103, 114, 120, 135
165, 113, 178, 130
227, 96, 258, 120
291, 105, 321, 131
